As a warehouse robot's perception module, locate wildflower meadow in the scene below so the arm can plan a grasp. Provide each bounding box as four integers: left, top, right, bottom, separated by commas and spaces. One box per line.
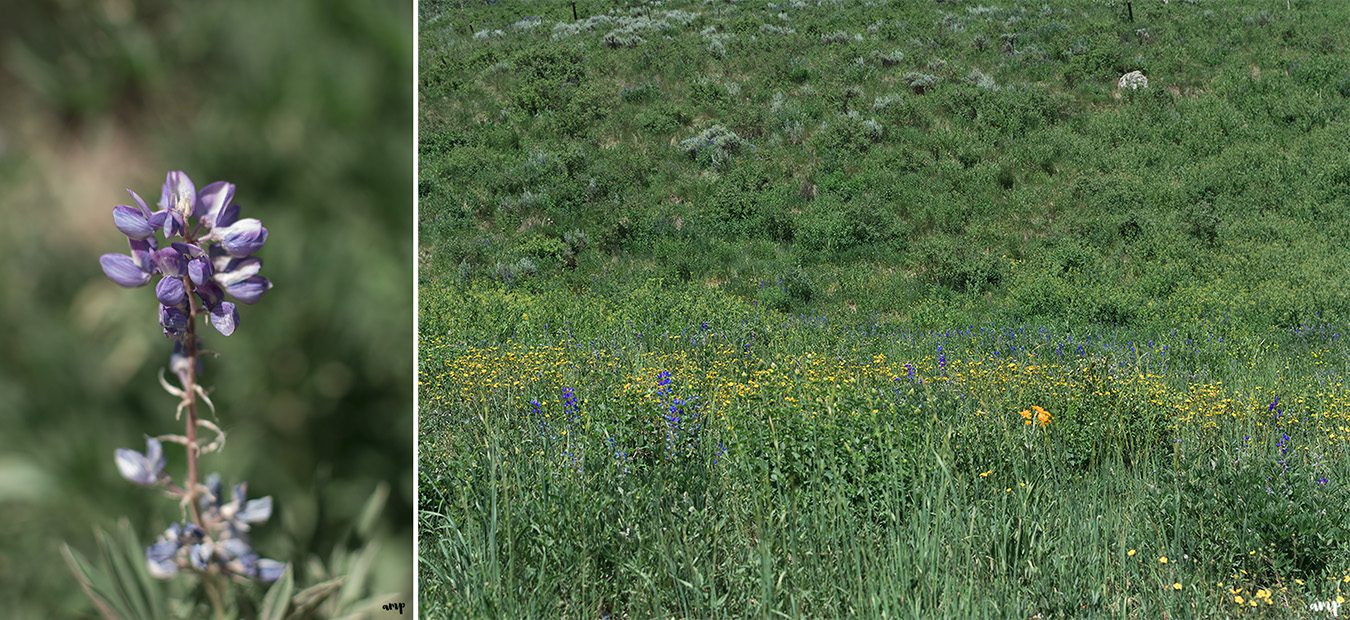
419, 0, 1350, 617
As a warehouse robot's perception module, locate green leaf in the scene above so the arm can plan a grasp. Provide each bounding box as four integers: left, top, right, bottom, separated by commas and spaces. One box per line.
97, 521, 165, 620
285, 576, 343, 619
356, 482, 390, 540
337, 540, 380, 609
114, 520, 166, 620
62, 543, 128, 620
259, 564, 294, 620
63, 523, 166, 620
329, 592, 400, 619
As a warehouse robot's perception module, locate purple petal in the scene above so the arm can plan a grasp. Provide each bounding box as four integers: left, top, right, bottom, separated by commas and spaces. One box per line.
156, 277, 187, 307
100, 254, 151, 288
144, 437, 164, 470
238, 496, 272, 523
196, 281, 224, 307
113, 439, 163, 486
255, 559, 286, 583
216, 537, 253, 561
199, 473, 223, 512
217, 218, 268, 257
189, 543, 212, 570
213, 257, 262, 286
171, 242, 205, 258
113, 205, 154, 239
209, 301, 239, 336
222, 276, 271, 304
126, 188, 152, 217
145, 537, 181, 579
152, 248, 186, 276
196, 181, 235, 228
161, 171, 197, 216
188, 257, 213, 286
129, 237, 157, 270
148, 209, 167, 229
215, 201, 241, 229
163, 210, 186, 238
159, 304, 189, 333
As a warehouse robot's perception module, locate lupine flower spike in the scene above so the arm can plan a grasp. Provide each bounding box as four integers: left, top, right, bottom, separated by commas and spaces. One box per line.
102, 172, 283, 591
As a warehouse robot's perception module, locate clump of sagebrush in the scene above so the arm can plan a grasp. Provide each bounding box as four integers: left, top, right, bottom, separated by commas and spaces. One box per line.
511, 16, 542, 31
820, 31, 862, 45
551, 15, 614, 39
551, 8, 698, 48
967, 68, 998, 90
679, 124, 748, 169
874, 49, 904, 67
904, 72, 940, 94
700, 25, 733, 58
90, 171, 279, 611
760, 23, 796, 35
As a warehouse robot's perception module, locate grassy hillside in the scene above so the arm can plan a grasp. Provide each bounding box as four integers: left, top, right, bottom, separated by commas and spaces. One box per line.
421, 0, 1350, 332
419, 1, 1350, 617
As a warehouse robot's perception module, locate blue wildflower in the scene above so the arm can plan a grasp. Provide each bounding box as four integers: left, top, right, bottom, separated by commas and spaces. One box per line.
114, 437, 167, 486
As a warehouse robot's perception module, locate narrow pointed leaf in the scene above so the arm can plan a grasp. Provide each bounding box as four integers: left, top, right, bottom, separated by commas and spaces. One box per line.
259, 564, 294, 620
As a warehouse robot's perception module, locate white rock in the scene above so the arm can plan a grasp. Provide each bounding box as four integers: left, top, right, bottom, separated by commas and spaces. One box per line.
1118, 70, 1149, 91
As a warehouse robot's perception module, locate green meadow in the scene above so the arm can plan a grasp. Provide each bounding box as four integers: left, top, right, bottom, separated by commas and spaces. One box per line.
419, 1, 1350, 617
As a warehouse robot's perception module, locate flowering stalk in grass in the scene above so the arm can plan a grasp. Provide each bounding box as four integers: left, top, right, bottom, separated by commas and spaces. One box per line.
97, 171, 279, 613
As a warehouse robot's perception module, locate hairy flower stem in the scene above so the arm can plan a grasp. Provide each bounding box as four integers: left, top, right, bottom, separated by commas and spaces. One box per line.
182, 277, 205, 529
181, 260, 228, 616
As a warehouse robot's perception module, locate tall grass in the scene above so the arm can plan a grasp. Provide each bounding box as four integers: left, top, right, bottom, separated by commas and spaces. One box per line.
420, 304, 1350, 617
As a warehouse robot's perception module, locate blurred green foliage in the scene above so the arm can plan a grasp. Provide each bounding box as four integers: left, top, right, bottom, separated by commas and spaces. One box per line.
0, 0, 412, 615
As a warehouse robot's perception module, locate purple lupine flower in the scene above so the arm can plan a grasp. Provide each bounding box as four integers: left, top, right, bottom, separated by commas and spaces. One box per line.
101, 171, 271, 337
562, 387, 579, 417
145, 525, 185, 578
209, 302, 240, 336
214, 219, 268, 257
223, 484, 274, 532
103, 172, 284, 593
159, 304, 190, 338
198, 475, 273, 533
113, 204, 155, 239
114, 437, 166, 486
172, 473, 284, 582
99, 237, 158, 288
155, 277, 187, 307
196, 181, 235, 228
1317, 477, 1329, 486
145, 522, 205, 579
210, 253, 272, 305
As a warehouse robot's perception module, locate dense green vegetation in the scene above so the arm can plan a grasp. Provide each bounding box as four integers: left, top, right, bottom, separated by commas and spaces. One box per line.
421, 0, 1349, 330
419, 1, 1350, 617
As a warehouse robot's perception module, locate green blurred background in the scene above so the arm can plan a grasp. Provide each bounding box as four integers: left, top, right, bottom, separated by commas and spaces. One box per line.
0, 0, 413, 615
